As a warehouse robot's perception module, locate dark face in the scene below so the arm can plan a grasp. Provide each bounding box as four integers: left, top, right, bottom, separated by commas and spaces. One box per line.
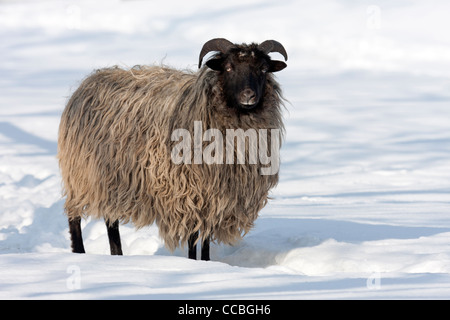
206, 47, 286, 111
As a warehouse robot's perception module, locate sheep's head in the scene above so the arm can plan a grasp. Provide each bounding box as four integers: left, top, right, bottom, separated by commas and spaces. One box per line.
199, 38, 288, 111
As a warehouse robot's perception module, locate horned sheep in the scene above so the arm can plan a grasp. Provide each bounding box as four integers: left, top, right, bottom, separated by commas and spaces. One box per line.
58, 38, 288, 260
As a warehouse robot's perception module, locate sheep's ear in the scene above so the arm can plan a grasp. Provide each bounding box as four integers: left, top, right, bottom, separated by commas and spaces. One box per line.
206, 58, 224, 71
269, 60, 287, 73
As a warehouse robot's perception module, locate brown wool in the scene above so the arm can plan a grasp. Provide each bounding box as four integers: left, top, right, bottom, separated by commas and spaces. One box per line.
58, 64, 285, 251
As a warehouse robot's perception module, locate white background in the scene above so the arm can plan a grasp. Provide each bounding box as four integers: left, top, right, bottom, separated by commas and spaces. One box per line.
1, 0, 450, 299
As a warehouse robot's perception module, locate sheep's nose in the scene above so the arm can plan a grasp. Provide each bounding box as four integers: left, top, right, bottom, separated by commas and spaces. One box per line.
239, 88, 257, 106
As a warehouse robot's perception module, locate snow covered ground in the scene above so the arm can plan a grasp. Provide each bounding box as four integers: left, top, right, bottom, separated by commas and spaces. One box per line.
1, 0, 450, 299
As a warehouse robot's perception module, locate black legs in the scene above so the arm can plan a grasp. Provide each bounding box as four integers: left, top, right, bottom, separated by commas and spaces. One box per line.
69, 217, 122, 255
188, 231, 198, 259
69, 217, 85, 253
106, 219, 123, 255
201, 237, 210, 261
188, 231, 210, 261
70, 217, 209, 260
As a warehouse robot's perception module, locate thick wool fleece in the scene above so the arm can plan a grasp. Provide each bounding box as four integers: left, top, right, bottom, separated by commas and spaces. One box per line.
58, 64, 284, 251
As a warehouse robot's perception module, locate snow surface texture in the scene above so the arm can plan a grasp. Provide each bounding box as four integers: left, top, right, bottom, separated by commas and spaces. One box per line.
1, 0, 450, 299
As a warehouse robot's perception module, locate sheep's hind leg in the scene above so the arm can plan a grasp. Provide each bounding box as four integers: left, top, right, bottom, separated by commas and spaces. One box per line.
201, 237, 210, 261
106, 219, 123, 255
69, 217, 85, 253
188, 231, 198, 260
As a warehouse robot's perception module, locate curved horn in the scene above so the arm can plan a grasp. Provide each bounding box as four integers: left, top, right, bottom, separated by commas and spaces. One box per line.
198, 38, 235, 68
258, 40, 288, 61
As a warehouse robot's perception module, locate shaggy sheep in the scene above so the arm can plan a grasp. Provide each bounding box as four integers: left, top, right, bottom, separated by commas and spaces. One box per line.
58, 38, 288, 260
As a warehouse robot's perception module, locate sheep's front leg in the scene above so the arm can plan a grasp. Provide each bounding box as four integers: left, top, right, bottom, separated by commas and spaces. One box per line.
201, 237, 210, 261
106, 219, 123, 255
188, 232, 210, 260
188, 231, 198, 260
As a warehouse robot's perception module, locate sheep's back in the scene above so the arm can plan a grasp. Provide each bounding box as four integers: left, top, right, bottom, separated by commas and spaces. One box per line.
58, 66, 194, 224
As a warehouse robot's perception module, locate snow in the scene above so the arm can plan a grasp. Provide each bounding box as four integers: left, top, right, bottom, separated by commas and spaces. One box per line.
1, 0, 450, 299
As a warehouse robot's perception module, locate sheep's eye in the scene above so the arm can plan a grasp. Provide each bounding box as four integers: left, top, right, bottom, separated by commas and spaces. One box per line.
225, 63, 232, 72
261, 66, 268, 74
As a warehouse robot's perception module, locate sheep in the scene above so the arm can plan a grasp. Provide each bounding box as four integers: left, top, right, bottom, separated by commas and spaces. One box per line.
58, 38, 288, 260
